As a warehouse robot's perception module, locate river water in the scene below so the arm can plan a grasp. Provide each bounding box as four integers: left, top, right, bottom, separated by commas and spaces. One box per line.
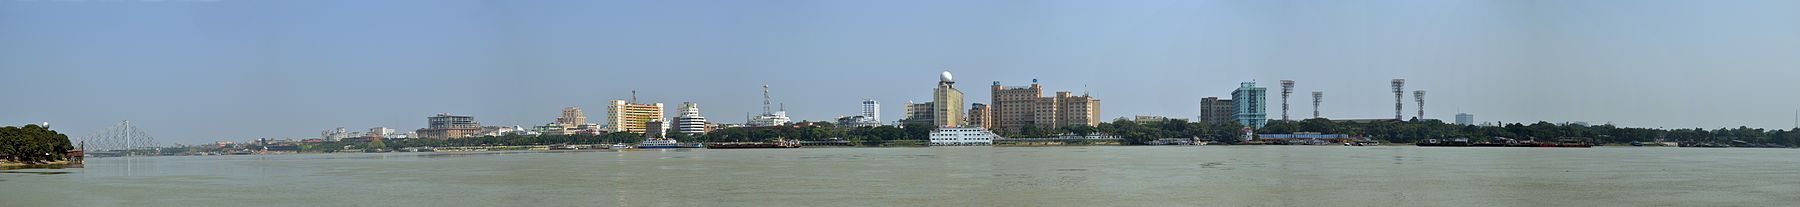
3, 146, 1797, 206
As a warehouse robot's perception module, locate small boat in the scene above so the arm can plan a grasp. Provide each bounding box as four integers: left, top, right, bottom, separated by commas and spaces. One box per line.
610, 143, 630, 149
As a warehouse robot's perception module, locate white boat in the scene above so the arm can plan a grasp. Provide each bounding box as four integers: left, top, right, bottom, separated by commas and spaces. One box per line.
636, 138, 702, 149
929, 127, 999, 146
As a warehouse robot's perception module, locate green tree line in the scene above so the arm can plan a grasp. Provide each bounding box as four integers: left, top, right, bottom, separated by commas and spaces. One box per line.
1256, 118, 1800, 146
1, 124, 75, 163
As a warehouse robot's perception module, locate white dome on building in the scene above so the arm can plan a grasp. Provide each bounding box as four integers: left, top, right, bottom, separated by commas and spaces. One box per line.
940, 71, 953, 82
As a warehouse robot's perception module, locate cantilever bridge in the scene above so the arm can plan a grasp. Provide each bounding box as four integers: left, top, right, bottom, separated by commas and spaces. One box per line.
79, 120, 162, 157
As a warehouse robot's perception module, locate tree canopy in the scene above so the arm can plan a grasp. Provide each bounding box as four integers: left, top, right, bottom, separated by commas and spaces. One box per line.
1, 124, 75, 164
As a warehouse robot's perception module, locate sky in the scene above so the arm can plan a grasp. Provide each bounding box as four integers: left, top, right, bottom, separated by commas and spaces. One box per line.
3, 0, 1799, 144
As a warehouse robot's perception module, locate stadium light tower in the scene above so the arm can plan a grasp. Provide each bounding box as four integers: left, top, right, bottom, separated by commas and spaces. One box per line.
1414, 90, 1427, 120
1312, 91, 1323, 119
1280, 80, 1294, 121
1392, 79, 1405, 120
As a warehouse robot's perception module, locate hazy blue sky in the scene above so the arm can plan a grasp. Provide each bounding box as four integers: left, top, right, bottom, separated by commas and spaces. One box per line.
4, 0, 1798, 144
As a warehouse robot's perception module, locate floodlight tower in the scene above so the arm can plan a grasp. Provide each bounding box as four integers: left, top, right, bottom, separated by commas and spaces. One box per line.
762, 85, 772, 115
1280, 80, 1294, 121
1312, 91, 1323, 118
1414, 90, 1427, 120
1392, 79, 1405, 120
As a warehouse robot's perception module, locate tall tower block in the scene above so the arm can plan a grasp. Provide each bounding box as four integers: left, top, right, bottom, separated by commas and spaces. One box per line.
1280, 80, 1294, 121
1391, 79, 1405, 120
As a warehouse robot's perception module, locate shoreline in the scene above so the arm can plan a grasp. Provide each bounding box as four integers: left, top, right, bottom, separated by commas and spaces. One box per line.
0, 160, 78, 170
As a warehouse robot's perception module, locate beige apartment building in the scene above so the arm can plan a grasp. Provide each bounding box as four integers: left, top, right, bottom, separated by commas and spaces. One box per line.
987, 80, 1102, 134
968, 103, 992, 129
606, 100, 664, 134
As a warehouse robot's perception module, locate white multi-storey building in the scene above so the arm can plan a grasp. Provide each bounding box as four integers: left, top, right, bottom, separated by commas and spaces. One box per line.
676, 102, 709, 134
862, 99, 880, 121
750, 111, 791, 127
750, 85, 791, 127
1455, 113, 1474, 125
929, 127, 999, 146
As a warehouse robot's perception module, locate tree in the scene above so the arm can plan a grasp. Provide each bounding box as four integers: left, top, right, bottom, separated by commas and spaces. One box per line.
366, 138, 387, 151
1297, 118, 1336, 133
1, 125, 73, 164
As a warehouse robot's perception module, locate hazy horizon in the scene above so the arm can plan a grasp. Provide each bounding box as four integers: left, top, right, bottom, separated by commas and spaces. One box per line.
4, 0, 1799, 144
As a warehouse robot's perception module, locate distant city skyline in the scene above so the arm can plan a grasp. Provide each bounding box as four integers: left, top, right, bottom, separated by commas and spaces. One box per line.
4, 0, 1800, 144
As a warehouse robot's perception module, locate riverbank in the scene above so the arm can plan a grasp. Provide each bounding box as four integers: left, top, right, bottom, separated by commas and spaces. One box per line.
0, 160, 78, 170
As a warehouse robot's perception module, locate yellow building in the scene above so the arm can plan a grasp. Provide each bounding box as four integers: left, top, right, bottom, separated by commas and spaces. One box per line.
968, 103, 992, 129
606, 100, 664, 134
934, 71, 965, 128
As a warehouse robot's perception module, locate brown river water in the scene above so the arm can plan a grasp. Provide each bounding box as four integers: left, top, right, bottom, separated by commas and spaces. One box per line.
2, 146, 1797, 206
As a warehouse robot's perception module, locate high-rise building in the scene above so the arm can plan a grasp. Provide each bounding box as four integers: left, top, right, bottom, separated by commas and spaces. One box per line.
902, 101, 934, 126
675, 102, 709, 134
606, 100, 664, 134
1051, 91, 1102, 127
1455, 113, 1474, 125
1199, 97, 1235, 124
987, 79, 1103, 133
933, 71, 965, 128
419, 113, 480, 139
1232, 82, 1267, 128
862, 99, 880, 122
556, 107, 588, 129
968, 103, 992, 129
991, 79, 1043, 133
